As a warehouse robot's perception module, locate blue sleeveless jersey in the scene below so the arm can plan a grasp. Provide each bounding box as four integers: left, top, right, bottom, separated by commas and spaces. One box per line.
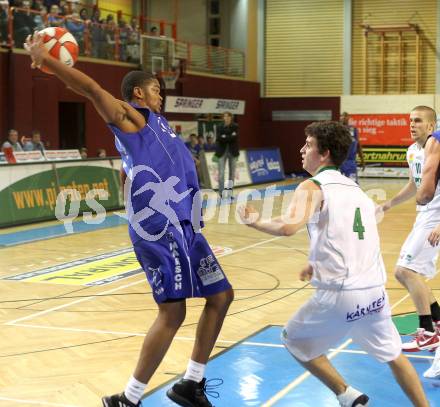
108, 106, 202, 243
340, 126, 359, 174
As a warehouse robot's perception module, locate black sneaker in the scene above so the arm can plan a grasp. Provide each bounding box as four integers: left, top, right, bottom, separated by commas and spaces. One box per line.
352, 394, 369, 407
166, 378, 222, 407
102, 392, 140, 407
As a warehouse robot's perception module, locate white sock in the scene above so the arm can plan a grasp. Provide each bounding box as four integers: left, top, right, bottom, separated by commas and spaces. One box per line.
183, 359, 206, 383
124, 375, 147, 404
337, 386, 364, 407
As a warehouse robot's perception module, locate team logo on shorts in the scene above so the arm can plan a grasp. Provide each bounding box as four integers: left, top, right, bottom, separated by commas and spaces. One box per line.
400, 253, 413, 262
346, 292, 385, 322
197, 255, 224, 286
148, 266, 164, 296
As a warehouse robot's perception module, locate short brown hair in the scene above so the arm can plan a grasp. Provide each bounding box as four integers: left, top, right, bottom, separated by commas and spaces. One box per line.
411, 105, 437, 123
305, 121, 352, 166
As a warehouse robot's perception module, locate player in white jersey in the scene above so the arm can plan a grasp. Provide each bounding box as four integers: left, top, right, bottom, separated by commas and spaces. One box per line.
379, 106, 440, 353
239, 121, 428, 407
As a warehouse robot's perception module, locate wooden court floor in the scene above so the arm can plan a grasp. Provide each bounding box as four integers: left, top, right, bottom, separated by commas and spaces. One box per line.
0, 178, 435, 407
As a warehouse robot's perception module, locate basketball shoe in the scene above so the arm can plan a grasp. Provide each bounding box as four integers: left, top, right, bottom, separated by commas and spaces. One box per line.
101, 392, 140, 407
401, 327, 440, 352
166, 378, 222, 407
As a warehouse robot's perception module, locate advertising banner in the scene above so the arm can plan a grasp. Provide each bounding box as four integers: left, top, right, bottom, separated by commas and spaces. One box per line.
0, 159, 123, 227
202, 150, 252, 190
44, 150, 82, 160
165, 96, 246, 115
362, 147, 407, 167
348, 114, 410, 146
246, 148, 285, 184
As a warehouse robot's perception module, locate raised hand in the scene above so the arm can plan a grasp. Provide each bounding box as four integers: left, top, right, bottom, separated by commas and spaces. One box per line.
24, 32, 49, 70
237, 204, 259, 225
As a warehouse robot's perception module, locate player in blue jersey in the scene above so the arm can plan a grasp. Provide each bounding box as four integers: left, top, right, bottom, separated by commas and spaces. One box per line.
339, 112, 365, 182
25, 33, 234, 407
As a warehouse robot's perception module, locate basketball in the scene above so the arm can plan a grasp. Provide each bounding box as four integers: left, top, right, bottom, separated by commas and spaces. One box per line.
38, 27, 79, 74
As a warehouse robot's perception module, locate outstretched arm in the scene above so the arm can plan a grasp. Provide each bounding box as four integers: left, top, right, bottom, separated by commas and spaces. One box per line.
378, 173, 417, 212
238, 180, 323, 236
417, 136, 440, 205
24, 32, 145, 133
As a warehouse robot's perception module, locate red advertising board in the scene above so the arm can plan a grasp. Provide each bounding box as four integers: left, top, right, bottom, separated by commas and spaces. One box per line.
348, 114, 411, 146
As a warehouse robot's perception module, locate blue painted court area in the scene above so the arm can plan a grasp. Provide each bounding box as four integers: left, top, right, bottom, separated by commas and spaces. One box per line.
0, 183, 298, 247
0, 214, 128, 247
141, 326, 440, 407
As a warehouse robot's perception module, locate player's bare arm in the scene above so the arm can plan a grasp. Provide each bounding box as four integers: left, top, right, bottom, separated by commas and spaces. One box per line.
24, 32, 145, 133
416, 136, 440, 205
379, 172, 417, 212
238, 180, 323, 236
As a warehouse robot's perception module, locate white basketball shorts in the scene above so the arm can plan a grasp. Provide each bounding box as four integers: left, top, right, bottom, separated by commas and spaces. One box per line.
281, 286, 401, 363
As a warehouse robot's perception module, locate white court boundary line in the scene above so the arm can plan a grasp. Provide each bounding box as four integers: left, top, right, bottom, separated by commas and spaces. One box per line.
5, 235, 284, 327
0, 396, 78, 407
3, 233, 419, 407
261, 292, 413, 406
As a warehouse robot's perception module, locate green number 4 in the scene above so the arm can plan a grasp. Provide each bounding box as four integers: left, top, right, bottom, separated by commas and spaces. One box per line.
353, 207, 365, 240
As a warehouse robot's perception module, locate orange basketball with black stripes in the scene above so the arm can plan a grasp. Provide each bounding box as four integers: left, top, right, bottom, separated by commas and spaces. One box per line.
38, 27, 79, 74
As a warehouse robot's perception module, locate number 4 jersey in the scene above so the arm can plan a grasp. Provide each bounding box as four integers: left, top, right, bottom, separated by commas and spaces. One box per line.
307, 168, 386, 290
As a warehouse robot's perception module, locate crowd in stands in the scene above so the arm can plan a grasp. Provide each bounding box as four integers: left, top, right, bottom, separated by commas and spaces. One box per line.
0, 0, 144, 63
185, 133, 218, 186
1, 128, 109, 159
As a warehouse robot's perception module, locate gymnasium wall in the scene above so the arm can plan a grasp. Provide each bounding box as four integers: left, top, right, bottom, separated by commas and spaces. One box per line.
260, 97, 340, 173
351, 0, 437, 95
0, 52, 260, 157
265, 0, 344, 96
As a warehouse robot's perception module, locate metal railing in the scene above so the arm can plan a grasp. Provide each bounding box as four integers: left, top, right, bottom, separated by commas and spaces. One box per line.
0, 5, 244, 77
176, 40, 245, 77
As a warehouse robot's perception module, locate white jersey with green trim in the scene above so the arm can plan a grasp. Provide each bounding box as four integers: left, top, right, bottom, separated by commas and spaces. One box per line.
407, 142, 440, 212
307, 168, 386, 290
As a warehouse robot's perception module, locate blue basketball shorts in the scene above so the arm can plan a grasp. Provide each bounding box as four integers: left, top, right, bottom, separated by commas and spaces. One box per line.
133, 221, 232, 303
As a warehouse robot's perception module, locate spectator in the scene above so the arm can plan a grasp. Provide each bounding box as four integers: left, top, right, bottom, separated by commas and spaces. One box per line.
197, 134, 205, 150
126, 16, 139, 62
47, 4, 64, 27
204, 134, 217, 152
23, 130, 45, 152
58, 0, 67, 15
78, 6, 87, 21
339, 111, 365, 183
149, 25, 158, 36
185, 133, 202, 182
32, 0, 47, 31
215, 111, 239, 198
90, 7, 106, 58
13, 0, 35, 48
65, 11, 84, 52
97, 148, 106, 157
2, 129, 23, 151
118, 18, 128, 61
0, 0, 8, 45
105, 17, 116, 59
79, 147, 87, 159
43, 0, 59, 9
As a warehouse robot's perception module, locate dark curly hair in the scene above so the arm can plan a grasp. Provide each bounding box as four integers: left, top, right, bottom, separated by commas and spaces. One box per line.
304, 121, 352, 166
121, 71, 157, 102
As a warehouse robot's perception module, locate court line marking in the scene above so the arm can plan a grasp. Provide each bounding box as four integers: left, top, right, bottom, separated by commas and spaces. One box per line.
261, 293, 412, 406
4, 235, 284, 327
6, 324, 432, 361
0, 396, 78, 407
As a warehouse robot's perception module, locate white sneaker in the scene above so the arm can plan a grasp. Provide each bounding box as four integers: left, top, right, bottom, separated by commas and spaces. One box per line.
337, 386, 369, 407
424, 346, 440, 378
402, 328, 440, 352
